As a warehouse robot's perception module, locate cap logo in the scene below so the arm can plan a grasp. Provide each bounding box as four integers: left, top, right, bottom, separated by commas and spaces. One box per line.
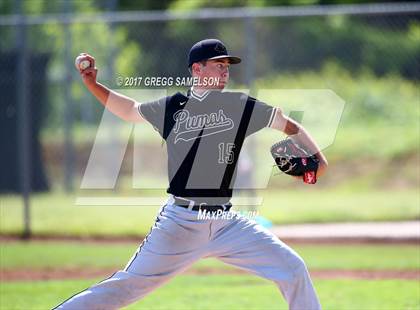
214, 43, 227, 54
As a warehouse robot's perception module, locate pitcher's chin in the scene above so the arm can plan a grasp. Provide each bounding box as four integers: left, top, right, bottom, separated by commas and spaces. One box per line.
216, 80, 227, 89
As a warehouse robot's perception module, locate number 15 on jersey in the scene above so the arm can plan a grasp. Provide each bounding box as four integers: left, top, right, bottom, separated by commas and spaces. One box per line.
218, 143, 235, 164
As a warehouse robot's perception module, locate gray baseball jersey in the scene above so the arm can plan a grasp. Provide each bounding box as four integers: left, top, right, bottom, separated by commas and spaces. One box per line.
138, 89, 276, 205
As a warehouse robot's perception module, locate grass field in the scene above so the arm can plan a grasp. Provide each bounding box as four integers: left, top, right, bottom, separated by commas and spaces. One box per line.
1, 189, 419, 237
0, 241, 419, 310
1, 182, 419, 309
1, 242, 419, 271
1, 276, 419, 310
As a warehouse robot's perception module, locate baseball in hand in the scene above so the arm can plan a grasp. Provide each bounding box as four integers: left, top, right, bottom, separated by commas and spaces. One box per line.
75, 55, 92, 71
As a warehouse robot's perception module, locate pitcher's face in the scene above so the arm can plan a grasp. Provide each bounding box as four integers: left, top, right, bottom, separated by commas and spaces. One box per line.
192, 58, 230, 90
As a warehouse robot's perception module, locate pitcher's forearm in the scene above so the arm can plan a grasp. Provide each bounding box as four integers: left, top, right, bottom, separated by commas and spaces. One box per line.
293, 127, 327, 160
274, 111, 323, 158
85, 81, 110, 106
288, 125, 327, 176
85, 82, 140, 122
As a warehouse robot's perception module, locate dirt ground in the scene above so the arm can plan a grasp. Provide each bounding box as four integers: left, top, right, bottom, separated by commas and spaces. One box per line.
1, 235, 418, 282
1, 267, 419, 282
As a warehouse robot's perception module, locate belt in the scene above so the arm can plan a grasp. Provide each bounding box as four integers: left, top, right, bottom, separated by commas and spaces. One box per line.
173, 196, 232, 212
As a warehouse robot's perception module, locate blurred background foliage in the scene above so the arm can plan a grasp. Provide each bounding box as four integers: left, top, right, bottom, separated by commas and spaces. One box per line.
0, 0, 418, 194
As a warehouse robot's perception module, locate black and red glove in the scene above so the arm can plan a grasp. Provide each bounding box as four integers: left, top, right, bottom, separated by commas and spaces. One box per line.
270, 138, 319, 184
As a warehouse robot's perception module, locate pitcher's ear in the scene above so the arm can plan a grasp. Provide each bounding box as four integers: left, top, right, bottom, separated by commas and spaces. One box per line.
191, 63, 201, 75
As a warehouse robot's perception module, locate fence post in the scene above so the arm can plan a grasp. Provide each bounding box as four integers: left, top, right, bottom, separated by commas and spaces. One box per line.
15, 0, 31, 239
63, 1, 74, 192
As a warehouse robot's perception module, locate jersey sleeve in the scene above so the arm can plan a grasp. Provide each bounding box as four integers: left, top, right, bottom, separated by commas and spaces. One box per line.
138, 96, 168, 137
245, 96, 276, 136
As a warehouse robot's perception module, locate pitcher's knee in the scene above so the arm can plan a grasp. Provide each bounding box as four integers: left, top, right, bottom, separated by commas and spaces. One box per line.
282, 250, 314, 287
286, 247, 309, 272
292, 259, 311, 281
263, 247, 309, 283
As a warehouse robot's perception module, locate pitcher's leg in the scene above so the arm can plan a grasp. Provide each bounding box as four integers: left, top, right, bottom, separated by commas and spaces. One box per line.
277, 263, 321, 310
54, 205, 208, 310
211, 216, 321, 310
54, 268, 182, 310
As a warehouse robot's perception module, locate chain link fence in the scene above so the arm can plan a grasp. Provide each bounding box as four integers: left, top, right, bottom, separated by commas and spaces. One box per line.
1, 3, 419, 199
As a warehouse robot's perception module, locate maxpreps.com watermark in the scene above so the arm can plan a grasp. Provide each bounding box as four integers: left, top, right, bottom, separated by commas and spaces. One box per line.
197, 209, 259, 220
116, 76, 220, 87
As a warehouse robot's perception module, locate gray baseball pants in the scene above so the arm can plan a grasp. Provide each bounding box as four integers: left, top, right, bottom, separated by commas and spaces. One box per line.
54, 199, 321, 310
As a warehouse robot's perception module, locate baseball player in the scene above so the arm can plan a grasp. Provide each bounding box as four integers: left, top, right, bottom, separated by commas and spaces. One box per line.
55, 39, 327, 310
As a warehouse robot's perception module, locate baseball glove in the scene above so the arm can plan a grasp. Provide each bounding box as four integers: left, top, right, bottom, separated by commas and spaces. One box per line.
270, 137, 319, 184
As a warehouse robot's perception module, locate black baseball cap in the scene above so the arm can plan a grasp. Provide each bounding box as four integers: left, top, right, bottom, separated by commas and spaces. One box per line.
188, 39, 241, 67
